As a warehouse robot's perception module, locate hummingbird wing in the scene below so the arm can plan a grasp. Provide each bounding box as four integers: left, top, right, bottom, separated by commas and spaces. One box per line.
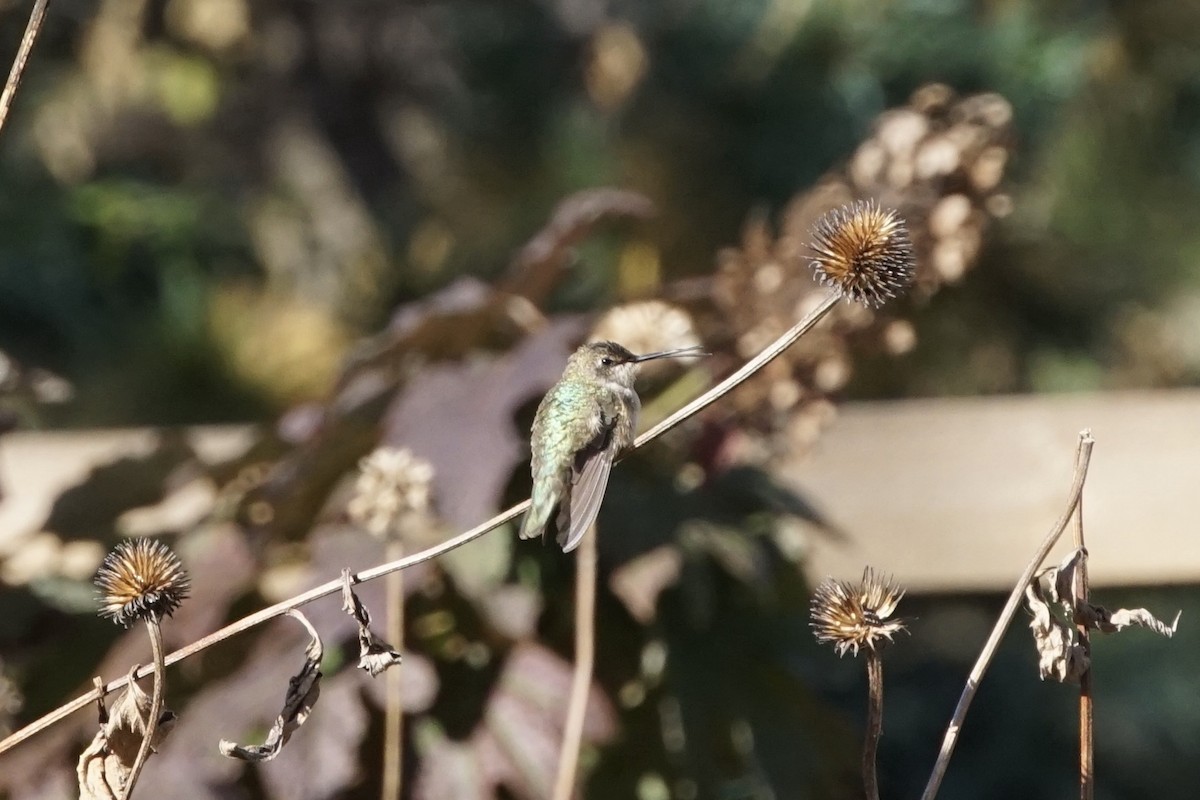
556, 435, 616, 552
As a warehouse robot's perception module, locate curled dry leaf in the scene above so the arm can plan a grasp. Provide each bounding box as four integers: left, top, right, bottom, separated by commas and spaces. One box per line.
1025, 581, 1088, 683
219, 610, 323, 762
340, 569, 403, 676
1026, 548, 1180, 683
77, 669, 177, 800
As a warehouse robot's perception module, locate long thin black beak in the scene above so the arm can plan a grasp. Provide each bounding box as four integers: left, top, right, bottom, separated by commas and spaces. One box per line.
631, 345, 709, 363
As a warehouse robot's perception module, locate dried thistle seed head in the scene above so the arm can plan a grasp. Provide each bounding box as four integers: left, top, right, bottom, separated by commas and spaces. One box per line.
808, 201, 915, 307
95, 539, 190, 627
347, 446, 436, 540
810, 567, 907, 657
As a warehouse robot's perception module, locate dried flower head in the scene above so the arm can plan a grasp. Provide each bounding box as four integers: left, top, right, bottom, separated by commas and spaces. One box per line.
810, 568, 906, 657
95, 539, 190, 627
347, 447, 436, 540
808, 201, 915, 307
590, 300, 702, 358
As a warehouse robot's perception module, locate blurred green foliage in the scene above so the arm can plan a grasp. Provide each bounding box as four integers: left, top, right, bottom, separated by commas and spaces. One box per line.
1, 0, 1200, 425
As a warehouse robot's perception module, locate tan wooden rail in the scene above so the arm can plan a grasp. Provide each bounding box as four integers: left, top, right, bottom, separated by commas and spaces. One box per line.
2, 390, 1198, 591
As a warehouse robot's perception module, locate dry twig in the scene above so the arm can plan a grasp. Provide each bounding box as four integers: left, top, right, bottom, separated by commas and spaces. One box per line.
382, 542, 405, 800
551, 523, 598, 800
920, 430, 1095, 800
1073, 496, 1093, 800
0, 0, 49, 137
120, 619, 164, 800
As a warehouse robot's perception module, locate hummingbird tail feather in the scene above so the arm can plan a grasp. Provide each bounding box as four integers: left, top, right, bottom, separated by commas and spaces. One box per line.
520, 484, 560, 541
557, 448, 614, 553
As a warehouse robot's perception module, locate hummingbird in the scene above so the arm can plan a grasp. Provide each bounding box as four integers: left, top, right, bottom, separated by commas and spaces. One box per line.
519, 340, 707, 552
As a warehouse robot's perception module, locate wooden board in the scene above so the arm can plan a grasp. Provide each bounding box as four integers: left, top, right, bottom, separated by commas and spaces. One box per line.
2, 390, 1198, 591
784, 390, 1200, 591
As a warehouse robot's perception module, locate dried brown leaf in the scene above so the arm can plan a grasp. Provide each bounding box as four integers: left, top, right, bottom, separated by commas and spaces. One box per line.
76, 669, 176, 800
258, 671, 371, 800
1026, 548, 1179, 683
504, 188, 656, 305
1025, 580, 1088, 683
340, 568, 402, 676
218, 610, 323, 762
1083, 603, 1181, 637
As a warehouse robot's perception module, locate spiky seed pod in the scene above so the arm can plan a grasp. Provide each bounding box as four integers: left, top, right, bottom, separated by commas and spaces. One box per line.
810, 567, 907, 657
95, 539, 190, 627
808, 201, 915, 307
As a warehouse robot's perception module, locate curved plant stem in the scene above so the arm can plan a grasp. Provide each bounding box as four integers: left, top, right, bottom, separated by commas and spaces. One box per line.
863, 651, 883, 800
634, 292, 839, 447
121, 617, 164, 800
920, 430, 1095, 800
381, 540, 405, 800
0, 0, 49, 137
552, 523, 598, 800
0, 289, 845, 756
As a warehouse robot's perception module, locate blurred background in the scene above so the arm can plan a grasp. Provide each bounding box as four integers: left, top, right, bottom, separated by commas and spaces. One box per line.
1, 0, 1199, 798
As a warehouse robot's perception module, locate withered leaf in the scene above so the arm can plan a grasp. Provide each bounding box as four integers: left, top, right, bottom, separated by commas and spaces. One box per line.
503, 187, 656, 305
77, 669, 177, 800
258, 671, 371, 800
1025, 581, 1088, 683
1026, 548, 1179, 683
219, 610, 323, 762
340, 568, 402, 676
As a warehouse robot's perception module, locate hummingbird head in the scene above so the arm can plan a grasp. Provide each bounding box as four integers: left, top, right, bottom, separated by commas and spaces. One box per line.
567, 341, 707, 388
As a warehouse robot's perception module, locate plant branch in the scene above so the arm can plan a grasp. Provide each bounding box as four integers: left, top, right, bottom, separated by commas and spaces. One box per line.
920, 429, 1095, 800
381, 541, 405, 800
121, 617, 165, 800
633, 292, 840, 447
0, 289, 845, 756
552, 522, 598, 800
1074, 494, 1094, 800
863, 650, 884, 800
0, 0, 49, 137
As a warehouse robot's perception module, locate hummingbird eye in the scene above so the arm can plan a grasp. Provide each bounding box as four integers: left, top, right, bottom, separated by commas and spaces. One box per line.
599, 357, 613, 367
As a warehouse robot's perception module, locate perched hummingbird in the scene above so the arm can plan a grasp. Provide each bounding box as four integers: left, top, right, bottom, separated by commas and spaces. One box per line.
520, 340, 707, 552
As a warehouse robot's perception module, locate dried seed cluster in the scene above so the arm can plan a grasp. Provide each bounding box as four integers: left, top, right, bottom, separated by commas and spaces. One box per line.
347, 447, 436, 540
810, 568, 906, 657
709, 85, 1013, 452
95, 539, 190, 627
590, 301, 702, 363
808, 201, 915, 307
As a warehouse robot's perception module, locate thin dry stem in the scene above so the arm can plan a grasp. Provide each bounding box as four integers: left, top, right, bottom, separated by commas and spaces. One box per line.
864, 651, 883, 800
552, 523, 598, 800
920, 430, 1095, 800
0, 289, 845, 756
1074, 496, 1094, 800
381, 541, 405, 800
634, 292, 839, 447
121, 618, 164, 800
0, 0, 49, 137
